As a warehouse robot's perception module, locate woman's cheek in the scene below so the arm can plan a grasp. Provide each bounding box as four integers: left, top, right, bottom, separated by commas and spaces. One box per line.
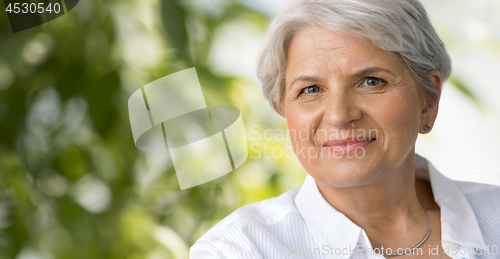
374, 96, 420, 150
287, 111, 307, 145
286, 105, 318, 152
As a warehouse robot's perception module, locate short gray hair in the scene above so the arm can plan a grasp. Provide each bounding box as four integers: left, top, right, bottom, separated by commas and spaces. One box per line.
256, 0, 452, 116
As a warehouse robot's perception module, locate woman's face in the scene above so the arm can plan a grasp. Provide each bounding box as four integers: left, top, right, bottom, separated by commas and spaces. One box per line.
284, 26, 438, 187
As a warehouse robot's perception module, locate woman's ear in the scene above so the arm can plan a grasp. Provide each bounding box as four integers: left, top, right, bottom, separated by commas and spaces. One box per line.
420, 69, 442, 134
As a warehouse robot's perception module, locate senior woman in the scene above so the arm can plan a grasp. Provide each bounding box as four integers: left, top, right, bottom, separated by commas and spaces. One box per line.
191, 0, 500, 258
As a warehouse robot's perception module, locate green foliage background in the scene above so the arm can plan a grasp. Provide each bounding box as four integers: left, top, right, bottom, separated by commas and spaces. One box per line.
0, 0, 304, 258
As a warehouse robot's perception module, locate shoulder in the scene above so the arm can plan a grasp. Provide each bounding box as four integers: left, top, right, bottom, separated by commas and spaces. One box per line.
200, 188, 301, 238
190, 189, 304, 259
453, 179, 500, 245
454, 179, 500, 219
454, 179, 500, 225
453, 178, 500, 208
454, 178, 500, 197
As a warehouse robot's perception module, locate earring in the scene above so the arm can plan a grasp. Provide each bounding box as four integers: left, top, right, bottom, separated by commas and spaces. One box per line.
424, 125, 431, 131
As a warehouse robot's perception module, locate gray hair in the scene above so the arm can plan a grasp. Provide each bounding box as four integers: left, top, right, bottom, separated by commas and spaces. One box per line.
256, 0, 452, 116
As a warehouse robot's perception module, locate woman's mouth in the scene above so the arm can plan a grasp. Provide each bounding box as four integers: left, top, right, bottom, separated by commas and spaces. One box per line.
322, 138, 376, 156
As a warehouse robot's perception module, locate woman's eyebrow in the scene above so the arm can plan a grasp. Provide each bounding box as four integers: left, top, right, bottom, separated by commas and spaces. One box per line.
352, 67, 396, 78
289, 75, 322, 89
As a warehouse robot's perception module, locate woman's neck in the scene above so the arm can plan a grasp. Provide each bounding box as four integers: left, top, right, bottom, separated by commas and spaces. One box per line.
315, 152, 429, 246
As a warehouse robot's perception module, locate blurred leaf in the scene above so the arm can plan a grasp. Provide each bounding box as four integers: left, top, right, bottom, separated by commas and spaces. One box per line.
161, 0, 190, 62
448, 75, 481, 106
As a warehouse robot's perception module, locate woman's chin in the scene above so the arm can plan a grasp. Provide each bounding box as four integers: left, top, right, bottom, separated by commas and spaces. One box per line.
307, 158, 383, 188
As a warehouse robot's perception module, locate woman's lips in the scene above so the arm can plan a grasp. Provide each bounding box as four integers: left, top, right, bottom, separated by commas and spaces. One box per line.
322, 138, 375, 156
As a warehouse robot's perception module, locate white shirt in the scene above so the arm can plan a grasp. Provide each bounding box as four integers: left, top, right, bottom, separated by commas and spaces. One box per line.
190, 155, 500, 259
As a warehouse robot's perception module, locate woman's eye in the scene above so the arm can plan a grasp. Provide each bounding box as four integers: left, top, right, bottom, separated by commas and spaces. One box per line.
301, 85, 321, 94
364, 77, 384, 87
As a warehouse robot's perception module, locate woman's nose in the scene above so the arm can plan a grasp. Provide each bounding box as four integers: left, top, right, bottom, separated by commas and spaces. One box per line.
322, 90, 362, 128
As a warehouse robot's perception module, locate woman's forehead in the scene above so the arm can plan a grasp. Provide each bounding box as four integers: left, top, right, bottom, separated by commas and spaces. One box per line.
286, 26, 405, 81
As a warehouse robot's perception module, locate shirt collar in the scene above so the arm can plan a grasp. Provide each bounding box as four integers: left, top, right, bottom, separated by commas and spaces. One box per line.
426, 159, 488, 250
295, 173, 362, 259
294, 154, 488, 258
